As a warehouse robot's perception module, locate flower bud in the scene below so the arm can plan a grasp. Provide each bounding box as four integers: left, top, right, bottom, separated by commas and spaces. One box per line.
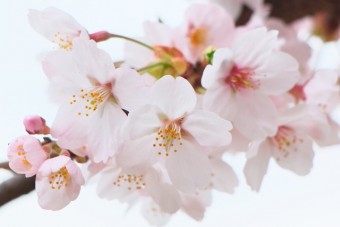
23, 115, 50, 134
89, 31, 111, 42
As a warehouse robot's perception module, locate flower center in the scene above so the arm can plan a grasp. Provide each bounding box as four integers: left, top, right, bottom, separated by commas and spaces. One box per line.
187, 25, 207, 48
152, 121, 183, 157
49, 167, 70, 190
271, 126, 304, 158
17, 145, 32, 167
225, 65, 258, 92
112, 174, 146, 191
52, 32, 74, 50
70, 84, 112, 117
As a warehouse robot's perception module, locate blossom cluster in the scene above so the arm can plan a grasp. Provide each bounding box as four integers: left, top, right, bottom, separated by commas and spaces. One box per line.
6, 1, 340, 225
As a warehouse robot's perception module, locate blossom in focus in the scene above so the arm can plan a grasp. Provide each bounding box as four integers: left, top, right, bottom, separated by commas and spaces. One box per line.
174, 3, 234, 64
28, 7, 88, 50
36, 155, 84, 210
43, 38, 150, 163
202, 27, 300, 140
117, 75, 233, 193
7, 135, 47, 177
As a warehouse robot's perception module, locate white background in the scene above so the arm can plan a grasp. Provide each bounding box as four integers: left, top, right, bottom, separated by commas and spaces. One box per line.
1, 0, 340, 226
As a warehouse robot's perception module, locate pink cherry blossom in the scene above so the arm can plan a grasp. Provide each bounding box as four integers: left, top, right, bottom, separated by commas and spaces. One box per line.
43, 37, 150, 163
117, 75, 232, 193
28, 7, 89, 50
243, 105, 328, 191
202, 27, 300, 140
174, 3, 234, 64
7, 135, 47, 177
36, 155, 85, 210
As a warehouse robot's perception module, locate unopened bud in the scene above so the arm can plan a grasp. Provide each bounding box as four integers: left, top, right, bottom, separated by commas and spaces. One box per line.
23, 115, 50, 135
89, 31, 112, 42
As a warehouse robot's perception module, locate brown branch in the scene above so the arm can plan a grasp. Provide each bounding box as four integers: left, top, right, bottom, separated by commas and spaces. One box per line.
0, 162, 10, 171
0, 174, 35, 206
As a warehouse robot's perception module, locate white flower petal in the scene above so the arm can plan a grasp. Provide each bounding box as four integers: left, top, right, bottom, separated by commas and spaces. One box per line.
233, 27, 278, 68
273, 135, 314, 175
255, 51, 300, 95
151, 76, 196, 119
124, 105, 162, 140
210, 158, 238, 193
113, 67, 151, 112
244, 141, 272, 192
116, 133, 158, 168
233, 91, 278, 140
72, 38, 115, 84
166, 140, 210, 193
149, 182, 181, 214
183, 110, 232, 147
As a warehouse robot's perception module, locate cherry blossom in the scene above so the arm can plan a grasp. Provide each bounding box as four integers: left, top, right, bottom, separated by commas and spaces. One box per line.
117, 75, 232, 193
174, 3, 234, 64
28, 7, 88, 50
36, 155, 85, 210
43, 37, 150, 163
97, 164, 181, 214
244, 105, 329, 191
7, 135, 47, 177
202, 27, 300, 140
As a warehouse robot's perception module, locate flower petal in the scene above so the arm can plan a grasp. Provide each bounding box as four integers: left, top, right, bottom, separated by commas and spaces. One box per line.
273, 135, 314, 175
233, 91, 278, 140
124, 105, 162, 140
113, 67, 151, 112
244, 141, 272, 191
255, 51, 300, 95
166, 140, 210, 193
151, 76, 196, 119
182, 110, 232, 147
116, 133, 158, 168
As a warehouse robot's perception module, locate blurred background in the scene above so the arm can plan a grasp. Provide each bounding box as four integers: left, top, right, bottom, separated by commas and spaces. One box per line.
1, 0, 340, 226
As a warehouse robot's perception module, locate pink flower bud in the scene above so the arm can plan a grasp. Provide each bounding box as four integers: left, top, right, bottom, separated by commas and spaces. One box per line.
89, 31, 111, 42
23, 115, 50, 134
36, 156, 85, 210
7, 135, 48, 177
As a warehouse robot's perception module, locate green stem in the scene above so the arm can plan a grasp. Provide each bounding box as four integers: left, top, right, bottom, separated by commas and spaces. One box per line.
109, 34, 153, 50
137, 62, 173, 73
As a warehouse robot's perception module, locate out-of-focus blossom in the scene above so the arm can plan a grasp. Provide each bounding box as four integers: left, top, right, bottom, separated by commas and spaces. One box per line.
174, 3, 234, 64
244, 105, 329, 191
